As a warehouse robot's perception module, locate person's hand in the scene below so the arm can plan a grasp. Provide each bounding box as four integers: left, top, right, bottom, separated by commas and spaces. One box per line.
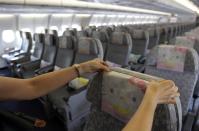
78, 59, 110, 75
145, 80, 180, 104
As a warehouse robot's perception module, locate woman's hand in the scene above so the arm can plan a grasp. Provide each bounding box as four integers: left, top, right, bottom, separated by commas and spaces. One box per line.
146, 80, 180, 104
78, 59, 110, 75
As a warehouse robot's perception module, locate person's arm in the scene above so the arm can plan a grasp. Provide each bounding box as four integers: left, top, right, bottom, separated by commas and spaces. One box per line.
123, 80, 179, 131
0, 59, 110, 101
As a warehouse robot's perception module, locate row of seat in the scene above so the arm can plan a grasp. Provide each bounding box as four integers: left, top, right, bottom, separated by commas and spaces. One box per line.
0, 22, 197, 131
84, 25, 199, 131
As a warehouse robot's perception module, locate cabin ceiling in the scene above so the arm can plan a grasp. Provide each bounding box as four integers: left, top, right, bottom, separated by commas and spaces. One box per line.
81, 0, 195, 15
0, 0, 197, 16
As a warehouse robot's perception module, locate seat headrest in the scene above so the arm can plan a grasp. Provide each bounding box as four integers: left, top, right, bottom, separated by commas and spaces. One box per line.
77, 31, 88, 37
22, 32, 31, 39
131, 29, 146, 39
146, 45, 199, 72
45, 34, 56, 46
34, 34, 45, 43
58, 36, 75, 49
63, 30, 75, 36
110, 32, 132, 46
92, 31, 109, 43
148, 29, 155, 37
77, 37, 100, 55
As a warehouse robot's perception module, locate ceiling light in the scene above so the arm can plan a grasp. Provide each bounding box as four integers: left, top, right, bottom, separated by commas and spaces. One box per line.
0, 14, 14, 18
52, 14, 73, 17
93, 14, 105, 17
20, 14, 48, 17
76, 14, 91, 17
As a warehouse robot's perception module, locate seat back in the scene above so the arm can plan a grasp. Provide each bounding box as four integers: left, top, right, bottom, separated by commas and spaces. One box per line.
73, 37, 103, 64
84, 67, 182, 131
77, 31, 88, 38
20, 32, 32, 54
105, 32, 132, 66
31, 34, 45, 60
63, 30, 76, 37
129, 29, 149, 56
40, 34, 57, 68
54, 36, 76, 69
148, 28, 159, 49
85, 27, 96, 37
92, 31, 109, 59
98, 26, 113, 37
159, 27, 168, 44
145, 45, 198, 116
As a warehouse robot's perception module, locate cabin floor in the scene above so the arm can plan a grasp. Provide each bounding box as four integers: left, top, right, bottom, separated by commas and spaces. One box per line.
0, 66, 66, 131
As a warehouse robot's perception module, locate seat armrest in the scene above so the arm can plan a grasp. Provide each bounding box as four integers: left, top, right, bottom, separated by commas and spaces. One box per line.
14, 52, 31, 57
183, 112, 195, 131
19, 60, 41, 71
194, 81, 199, 98
8, 49, 20, 54
35, 65, 54, 75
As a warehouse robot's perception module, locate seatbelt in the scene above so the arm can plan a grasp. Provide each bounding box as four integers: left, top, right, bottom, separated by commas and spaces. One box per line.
0, 110, 46, 130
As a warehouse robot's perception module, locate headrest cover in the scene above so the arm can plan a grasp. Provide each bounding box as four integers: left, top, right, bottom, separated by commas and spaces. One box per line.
92, 31, 109, 43
132, 30, 145, 39
157, 45, 187, 72
147, 45, 198, 72
45, 34, 55, 46
110, 32, 131, 45
58, 36, 74, 49
77, 37, 99, 55
175, 36, 195, 48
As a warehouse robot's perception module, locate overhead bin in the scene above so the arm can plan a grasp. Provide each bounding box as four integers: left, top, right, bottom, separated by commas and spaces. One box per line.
0, 0, 171, 16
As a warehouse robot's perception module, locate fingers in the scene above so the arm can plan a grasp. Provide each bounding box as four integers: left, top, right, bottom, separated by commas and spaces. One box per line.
94, 59, 110, 72
98, 64, 111, 72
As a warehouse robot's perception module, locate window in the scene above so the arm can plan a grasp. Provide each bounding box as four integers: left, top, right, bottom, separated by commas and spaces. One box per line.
50, 26, 58, 31
72, 24, 81, 31
2, 30, 15, 43
21, 28, 32, 32
35, 27, 45, 33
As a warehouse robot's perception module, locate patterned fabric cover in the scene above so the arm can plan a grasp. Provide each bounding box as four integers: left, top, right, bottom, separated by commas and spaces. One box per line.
145, 45, 198, 116
84, 67, 182, 131
157, 45, 187, 72
175, 36, 195, 48
69, 77, 89, 90
147, 45, 199, 72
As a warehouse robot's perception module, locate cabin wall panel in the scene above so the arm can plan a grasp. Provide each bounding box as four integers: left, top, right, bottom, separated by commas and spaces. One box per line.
0, 16, 17, 55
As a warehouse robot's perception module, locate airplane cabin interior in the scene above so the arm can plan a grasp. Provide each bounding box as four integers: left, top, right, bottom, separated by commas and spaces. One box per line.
0, 0, 199, 131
